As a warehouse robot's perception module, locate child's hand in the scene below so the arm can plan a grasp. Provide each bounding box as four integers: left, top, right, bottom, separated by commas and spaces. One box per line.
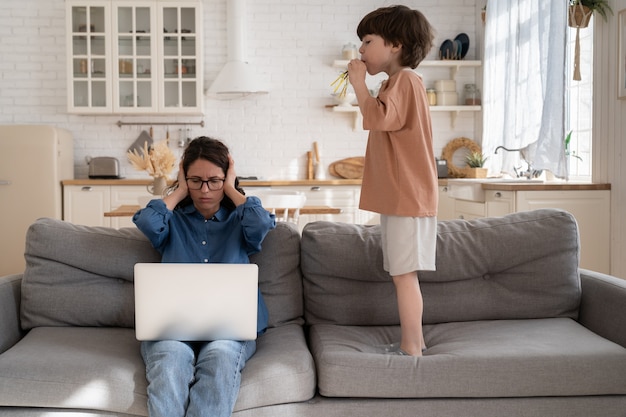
347, 59, 367, 85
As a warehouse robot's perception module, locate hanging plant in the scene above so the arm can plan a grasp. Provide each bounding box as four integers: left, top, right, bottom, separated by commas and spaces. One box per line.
568, 0, 613, 26
568, 1, 612, 81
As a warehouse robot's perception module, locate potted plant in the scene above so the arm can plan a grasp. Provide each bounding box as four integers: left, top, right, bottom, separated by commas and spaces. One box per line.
569, 0, 613, 28
463, 151, 488, 178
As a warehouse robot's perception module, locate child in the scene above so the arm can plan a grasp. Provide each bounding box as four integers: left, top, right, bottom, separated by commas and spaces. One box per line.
347, 5, 438, 357
133, 137, 275, 417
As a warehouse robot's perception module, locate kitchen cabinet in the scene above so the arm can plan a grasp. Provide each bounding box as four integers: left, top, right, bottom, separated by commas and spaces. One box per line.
454, 199, 485, 220
63, 183, 153, 227
63, 185, 111, 227
245, 184, 369, 230
515, 190, 610, 273
329, 60, 481, 130
437, 185, 456, 221
66, 0, 202, 114
471, 187, 610, 273
485, 190, 515, 218
64, 180, 450, 231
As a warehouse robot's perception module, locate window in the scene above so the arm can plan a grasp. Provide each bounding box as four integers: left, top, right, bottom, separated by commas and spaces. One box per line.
565, 21, 593, 180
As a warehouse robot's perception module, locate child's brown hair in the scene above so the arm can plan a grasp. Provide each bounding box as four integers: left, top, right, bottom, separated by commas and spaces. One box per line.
357, 5, 435, 68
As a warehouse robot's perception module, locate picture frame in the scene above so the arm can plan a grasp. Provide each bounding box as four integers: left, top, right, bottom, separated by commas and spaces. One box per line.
619, 9, 626, 99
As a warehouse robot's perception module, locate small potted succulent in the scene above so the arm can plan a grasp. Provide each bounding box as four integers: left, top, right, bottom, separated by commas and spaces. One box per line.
463, 151, 488, 178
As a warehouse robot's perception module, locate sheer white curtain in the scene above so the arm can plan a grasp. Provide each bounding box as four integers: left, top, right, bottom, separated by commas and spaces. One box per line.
482, 0, 568, 178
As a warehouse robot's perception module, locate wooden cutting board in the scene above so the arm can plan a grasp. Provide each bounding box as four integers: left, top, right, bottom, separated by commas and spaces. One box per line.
329, 157, 365, 179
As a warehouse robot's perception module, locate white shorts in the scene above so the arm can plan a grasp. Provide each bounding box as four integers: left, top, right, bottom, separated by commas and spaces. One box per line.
380, 215, 437, 276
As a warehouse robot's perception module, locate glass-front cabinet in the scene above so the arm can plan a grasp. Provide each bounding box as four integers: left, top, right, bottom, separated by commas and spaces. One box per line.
66, 0, 202, 115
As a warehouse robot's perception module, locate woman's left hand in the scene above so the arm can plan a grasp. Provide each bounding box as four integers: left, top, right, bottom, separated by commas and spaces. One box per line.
225, 155, 237, 189
223, 155, 246, 207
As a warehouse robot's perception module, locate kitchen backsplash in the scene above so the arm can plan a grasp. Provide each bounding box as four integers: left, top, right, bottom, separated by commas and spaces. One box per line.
0, 0, 483, 180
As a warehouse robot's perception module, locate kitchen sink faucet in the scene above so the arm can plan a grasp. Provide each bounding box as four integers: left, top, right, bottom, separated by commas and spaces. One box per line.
494, 146, 542, 179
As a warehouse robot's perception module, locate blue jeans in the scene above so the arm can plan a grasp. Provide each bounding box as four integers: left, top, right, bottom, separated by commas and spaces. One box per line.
141, 339, 256, 417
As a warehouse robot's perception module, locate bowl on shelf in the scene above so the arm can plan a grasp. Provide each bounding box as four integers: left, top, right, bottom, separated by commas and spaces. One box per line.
331, 92, 356, 107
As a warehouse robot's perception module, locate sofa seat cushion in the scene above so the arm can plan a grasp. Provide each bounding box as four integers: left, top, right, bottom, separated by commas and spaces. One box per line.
0, 325, 315, 415
0, 327, 147, 415
234, 324, 316, 411
309, 318, 626, 398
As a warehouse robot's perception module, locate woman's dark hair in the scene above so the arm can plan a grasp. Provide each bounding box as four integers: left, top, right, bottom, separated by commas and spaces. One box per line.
169, 136, 245, 211
356, 5, 435, 68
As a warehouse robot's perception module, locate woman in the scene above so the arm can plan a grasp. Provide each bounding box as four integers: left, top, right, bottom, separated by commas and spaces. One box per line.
133, 136, 275, 417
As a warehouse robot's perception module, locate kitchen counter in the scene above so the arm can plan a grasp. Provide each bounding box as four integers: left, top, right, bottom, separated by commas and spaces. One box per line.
480, 181, 610, 191
446, 179, 610, 203
62, 178, 363, 187
62, 178, 453, 187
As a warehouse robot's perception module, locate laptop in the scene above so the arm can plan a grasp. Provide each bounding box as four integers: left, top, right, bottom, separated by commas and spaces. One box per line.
134, 263, 259, 341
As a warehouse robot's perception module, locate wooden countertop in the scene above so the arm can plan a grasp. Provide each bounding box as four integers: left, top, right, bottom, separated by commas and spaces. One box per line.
63, 178, 451, 187
62, 178, 363, 187
480, 182, 610, 191
105, 205, 342, 217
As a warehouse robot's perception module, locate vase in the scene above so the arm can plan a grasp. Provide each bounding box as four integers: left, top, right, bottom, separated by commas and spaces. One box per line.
147, 176, 167, 196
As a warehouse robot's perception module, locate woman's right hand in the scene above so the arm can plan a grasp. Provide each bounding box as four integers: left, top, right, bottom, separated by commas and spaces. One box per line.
162, 160, 187, 210
175, 161, 188, 194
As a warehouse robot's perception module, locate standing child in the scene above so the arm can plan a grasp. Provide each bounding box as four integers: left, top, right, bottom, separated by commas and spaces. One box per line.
347, 5, 437, 357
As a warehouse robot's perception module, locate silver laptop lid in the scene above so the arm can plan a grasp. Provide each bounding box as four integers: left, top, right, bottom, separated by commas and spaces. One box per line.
134, 263, 258, 341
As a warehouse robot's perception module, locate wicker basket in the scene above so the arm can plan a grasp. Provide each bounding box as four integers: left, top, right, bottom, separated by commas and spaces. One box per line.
568, 5, 592, 28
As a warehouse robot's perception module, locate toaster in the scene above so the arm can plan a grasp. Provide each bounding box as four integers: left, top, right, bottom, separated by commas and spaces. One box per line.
88, 157, 121, 179
436, 158, 448, 178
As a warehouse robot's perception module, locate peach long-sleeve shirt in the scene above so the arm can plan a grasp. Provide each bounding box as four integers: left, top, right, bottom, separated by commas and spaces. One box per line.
359, 69, 438, 217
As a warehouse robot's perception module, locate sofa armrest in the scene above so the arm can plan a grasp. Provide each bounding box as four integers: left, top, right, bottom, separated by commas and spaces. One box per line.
578, 269, 626, 349
0, 274, 24, 354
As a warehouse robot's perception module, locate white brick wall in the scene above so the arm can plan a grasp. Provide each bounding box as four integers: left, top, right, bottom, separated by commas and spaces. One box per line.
0, 0, 482, 179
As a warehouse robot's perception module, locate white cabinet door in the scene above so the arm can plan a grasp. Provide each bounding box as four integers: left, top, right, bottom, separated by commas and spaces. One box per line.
67, 0, 202, 114
112, 2, 158, 113
516, 190, 610, 273
454, 199, 485, 220
110, 185, 153, 228
63, 185, 111, 227
437, 185, 456, 221
157, 3, 203, 113
66, 1, 112, 113
485, 190, 515, 218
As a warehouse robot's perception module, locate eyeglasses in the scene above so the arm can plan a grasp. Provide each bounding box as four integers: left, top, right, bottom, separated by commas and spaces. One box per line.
185, 177, 225, 191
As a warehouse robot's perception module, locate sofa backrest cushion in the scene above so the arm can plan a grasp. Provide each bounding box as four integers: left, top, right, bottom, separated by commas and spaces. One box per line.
301, 209, 581, 326
20, 218, 302, 330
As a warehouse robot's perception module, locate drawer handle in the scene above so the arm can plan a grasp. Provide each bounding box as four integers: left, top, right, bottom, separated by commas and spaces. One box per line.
494, 192, 502, 198
0, 180, 11, 186
81, 186, 93, 192
442, 186, 448, 192
310, 186, 321, 191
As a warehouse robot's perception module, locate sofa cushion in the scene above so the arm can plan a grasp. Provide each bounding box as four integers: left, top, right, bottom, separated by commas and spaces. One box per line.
0, 325, 316, 415
250, 222, 304, 327
21, 219, 159, 329
301, 209, 581, 325
309, 319, 626, 398
235, 324, 316, 411
20, 218, 303, 330
0, 327, 148, 415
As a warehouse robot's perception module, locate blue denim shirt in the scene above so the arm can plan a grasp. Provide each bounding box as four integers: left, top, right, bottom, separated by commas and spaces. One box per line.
132, 196, 276, 334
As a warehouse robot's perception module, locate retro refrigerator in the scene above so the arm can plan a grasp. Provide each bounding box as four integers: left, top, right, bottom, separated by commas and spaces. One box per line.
0, 125, 74, 276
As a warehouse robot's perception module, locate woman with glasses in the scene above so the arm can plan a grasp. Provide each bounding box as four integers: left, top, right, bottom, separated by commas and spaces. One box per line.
132, 136, 276, 417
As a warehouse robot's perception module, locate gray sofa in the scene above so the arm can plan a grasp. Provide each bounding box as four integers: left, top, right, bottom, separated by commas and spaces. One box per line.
1, 208, 626, 417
